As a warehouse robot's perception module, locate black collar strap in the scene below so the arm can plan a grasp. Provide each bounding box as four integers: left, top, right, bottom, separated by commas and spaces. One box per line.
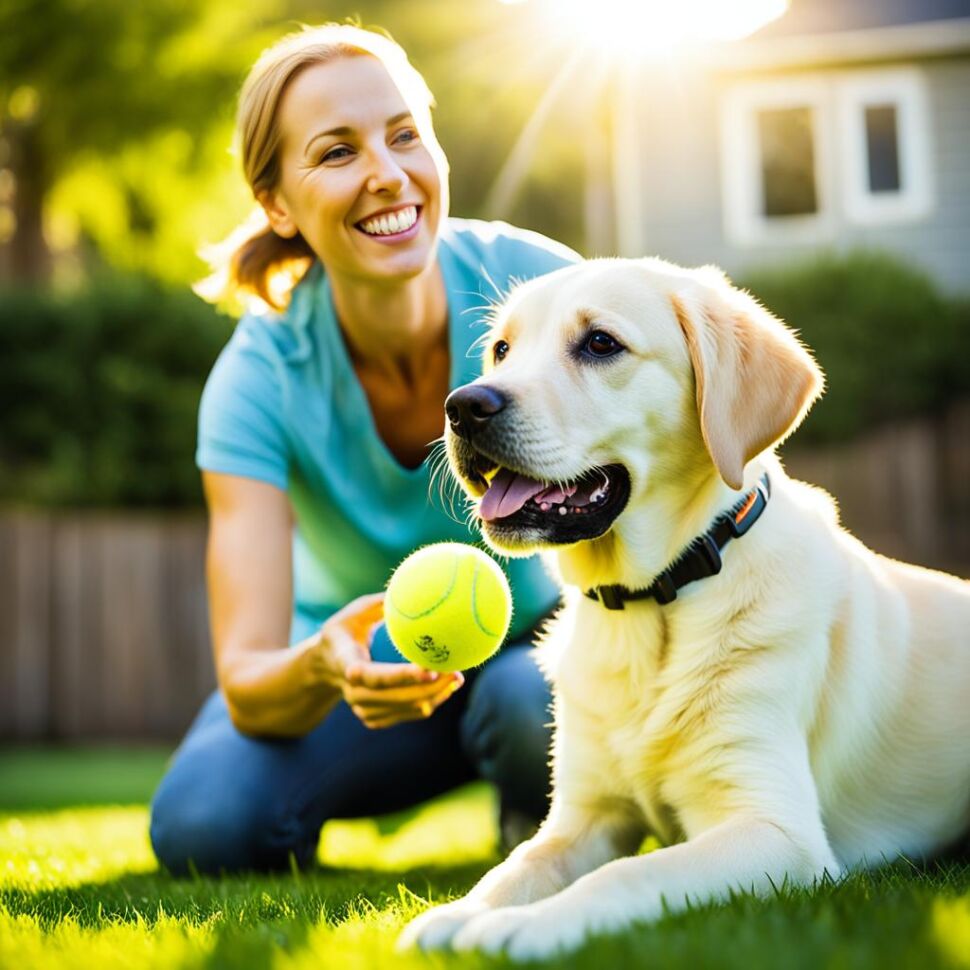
584, 473, 771, 610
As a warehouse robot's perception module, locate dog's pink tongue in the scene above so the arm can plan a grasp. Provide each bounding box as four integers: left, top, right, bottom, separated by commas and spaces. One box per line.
480, 468, 548, 521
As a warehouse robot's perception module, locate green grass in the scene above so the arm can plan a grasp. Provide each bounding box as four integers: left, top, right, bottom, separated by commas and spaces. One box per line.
1, 749, 969, 969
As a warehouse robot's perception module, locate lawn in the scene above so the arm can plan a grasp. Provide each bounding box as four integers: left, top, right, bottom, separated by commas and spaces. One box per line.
1, 748, 968, 969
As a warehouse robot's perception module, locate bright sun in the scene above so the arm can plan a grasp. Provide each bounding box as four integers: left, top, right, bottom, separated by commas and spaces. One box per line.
526, 0, 789, 59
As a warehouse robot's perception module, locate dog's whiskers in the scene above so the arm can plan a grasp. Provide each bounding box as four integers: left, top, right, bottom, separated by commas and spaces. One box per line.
426, 439, 466, 527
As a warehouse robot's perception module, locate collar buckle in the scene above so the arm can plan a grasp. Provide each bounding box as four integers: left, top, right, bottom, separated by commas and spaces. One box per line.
696, 534, 723, 577
596, 584, 627, 610
728, 479, 770, 538
652, 572, 679, 605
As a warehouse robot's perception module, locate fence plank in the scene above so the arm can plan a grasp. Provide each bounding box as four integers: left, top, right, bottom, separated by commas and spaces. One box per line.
50, 517, 85, 737
12, 516, 52, 739
0, 519, 18, 737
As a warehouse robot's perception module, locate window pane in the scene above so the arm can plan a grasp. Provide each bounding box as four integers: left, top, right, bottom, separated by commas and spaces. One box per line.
757, 106, 818, 217
864, 104, 901, 193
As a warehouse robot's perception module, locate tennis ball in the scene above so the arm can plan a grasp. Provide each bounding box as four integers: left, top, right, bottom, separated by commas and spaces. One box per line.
384, 543, 513, 672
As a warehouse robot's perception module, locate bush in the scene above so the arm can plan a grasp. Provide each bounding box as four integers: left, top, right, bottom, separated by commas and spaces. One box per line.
739, 251, 970, 444
0, 273, 232, 508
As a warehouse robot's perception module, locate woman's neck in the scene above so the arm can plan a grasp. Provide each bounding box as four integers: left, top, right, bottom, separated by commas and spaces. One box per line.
328, 263, 448, 386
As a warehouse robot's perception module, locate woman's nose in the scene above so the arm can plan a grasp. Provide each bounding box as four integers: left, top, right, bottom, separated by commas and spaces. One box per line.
366, 147, 408, 195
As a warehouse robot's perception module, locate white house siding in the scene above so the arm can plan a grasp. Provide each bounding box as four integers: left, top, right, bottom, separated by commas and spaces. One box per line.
631, 56, 970, 293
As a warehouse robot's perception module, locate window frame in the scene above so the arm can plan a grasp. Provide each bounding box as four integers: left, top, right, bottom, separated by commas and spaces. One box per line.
837, 67, 934, 225
720, 77, 836, 246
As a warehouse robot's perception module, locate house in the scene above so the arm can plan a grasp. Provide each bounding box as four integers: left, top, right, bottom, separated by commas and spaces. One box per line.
624, 0, 970, 291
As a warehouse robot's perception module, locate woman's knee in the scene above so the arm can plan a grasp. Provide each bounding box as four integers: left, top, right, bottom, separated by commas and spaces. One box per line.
150, 768, 319, 875
149, 697, 320, 875
151, 780, 257, 875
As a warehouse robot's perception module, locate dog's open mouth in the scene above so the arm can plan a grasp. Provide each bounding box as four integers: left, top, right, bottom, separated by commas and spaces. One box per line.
473, 461, 631, 546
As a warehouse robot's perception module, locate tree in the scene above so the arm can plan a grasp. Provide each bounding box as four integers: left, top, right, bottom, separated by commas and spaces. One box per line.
0, 0, 285, 283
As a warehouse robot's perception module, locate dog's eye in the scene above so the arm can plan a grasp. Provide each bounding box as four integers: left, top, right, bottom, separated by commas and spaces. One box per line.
582, 330, 624, 359
493, 340, 509, 364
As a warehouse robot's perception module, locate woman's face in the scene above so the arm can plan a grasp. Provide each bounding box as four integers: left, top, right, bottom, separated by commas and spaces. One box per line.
261, 55, 447, 286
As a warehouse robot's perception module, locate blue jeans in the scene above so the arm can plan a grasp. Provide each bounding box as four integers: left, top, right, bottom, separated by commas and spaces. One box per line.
149, 623, 553, 874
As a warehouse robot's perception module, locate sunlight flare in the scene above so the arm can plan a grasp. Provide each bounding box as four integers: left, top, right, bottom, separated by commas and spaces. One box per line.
539, 0, 788, 59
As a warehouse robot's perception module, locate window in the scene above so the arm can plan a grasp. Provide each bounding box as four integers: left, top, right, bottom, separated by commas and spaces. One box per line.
758, 106, 818, 216
864, 105, 901, 193
721, 69, 933, 244
838, 69, 933, 224
720, 79, 834, 245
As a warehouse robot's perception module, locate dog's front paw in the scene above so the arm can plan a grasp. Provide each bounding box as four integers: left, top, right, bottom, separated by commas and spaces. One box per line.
396, 897, 489, 952
451, 889, 641, 961
451, 905, 540, 957
452, 900, 593, 961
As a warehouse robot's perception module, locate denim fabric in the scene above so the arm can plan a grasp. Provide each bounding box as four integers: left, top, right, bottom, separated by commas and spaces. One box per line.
149, 624, 553, 875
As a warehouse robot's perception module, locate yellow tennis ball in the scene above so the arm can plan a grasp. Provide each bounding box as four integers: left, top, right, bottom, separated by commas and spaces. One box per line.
384, 543, 513, 672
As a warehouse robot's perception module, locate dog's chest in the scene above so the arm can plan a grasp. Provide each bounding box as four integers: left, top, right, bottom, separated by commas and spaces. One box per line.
553, 605, 693, 842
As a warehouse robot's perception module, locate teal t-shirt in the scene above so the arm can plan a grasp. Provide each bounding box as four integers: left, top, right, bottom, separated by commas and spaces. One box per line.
196, 218, 579, 645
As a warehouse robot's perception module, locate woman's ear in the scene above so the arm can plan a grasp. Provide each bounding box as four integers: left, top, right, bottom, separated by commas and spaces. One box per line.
256, 189, 299, 240
670, 269, 824, 490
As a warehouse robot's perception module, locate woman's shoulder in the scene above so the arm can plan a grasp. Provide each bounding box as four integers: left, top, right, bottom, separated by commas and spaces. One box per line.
441, 218, 581, 278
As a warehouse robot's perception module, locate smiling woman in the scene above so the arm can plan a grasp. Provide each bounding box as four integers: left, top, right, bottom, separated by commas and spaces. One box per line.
256, 55, 446, 295
149, 23, 582, 877
202, 26, 449, 310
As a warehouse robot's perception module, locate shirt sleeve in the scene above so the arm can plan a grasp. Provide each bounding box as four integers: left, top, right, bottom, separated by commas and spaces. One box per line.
492, 221, 582, 282
195, 327, 290, 491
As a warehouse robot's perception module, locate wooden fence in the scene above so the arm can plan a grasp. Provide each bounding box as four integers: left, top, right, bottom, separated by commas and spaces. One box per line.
0, 515, 212, 741
1, 401, 968, 742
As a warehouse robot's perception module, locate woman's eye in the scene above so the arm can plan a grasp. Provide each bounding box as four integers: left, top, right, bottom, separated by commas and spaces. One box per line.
493, 340, 509, 363
393, 128, 419, 146
582, 330, 624, 359
320, 145, 353, 163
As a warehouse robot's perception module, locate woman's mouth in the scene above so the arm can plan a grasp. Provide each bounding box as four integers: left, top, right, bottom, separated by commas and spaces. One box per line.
355, 205, 421, 241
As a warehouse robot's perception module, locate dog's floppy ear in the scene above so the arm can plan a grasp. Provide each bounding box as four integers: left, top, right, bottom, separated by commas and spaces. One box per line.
671, 269, 824, 490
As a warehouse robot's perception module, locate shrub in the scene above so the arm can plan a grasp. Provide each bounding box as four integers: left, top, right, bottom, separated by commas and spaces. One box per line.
0, 272, 232, 508
739, 251, 970, 444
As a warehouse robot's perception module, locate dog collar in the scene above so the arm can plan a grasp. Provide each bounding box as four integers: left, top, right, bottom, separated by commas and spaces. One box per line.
584, 473, 771, 610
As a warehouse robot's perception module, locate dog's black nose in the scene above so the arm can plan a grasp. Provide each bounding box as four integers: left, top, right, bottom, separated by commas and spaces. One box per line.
445, 384, 507, 439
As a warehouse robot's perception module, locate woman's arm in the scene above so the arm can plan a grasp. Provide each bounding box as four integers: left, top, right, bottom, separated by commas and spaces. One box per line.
203, 471, 462, 737
204, 470, 341, 736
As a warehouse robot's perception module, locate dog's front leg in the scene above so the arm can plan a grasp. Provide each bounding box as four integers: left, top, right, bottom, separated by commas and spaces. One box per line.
454, 726, 840, 962
397, 795, 643, 952
453, 811, 836, 961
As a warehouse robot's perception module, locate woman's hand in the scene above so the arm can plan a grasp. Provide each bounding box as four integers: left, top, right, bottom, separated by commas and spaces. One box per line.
319, 593, 464, 730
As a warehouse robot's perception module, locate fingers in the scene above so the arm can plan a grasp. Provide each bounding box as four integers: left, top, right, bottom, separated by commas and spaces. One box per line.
349, 676, 464, 730
345, 662, 453, 690
344, 676, 464, 708
330, 591, 386, 621
322, 593, 388, 673
331, 593, 386, 644
345, 670, 463, 708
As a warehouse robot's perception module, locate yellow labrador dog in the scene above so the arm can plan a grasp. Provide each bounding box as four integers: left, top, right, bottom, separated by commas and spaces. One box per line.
399, 257, 970, 961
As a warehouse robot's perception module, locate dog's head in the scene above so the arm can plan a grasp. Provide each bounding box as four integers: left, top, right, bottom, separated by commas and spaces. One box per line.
446, 258, 823, 556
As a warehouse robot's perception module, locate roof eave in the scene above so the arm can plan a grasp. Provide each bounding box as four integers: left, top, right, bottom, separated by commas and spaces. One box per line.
708, 17, 970, 73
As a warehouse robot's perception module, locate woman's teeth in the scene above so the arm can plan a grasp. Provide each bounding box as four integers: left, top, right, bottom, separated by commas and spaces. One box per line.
359, 205, 418, 236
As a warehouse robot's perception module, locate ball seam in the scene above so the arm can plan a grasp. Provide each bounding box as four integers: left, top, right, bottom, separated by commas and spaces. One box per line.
386, 554, 459, 620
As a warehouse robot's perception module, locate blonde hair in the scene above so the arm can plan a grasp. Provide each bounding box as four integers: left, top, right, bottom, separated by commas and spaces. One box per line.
198, 23, 445, 311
